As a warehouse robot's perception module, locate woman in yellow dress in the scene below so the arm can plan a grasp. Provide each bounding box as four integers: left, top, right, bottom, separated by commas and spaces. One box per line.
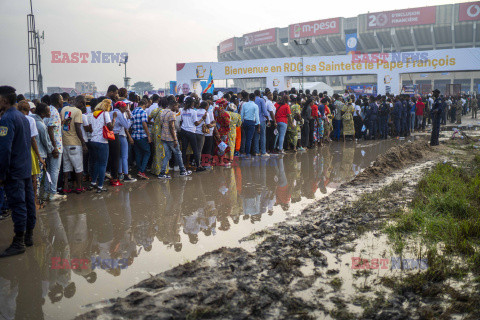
341, 101, 355, 141
226, 103, 242, 161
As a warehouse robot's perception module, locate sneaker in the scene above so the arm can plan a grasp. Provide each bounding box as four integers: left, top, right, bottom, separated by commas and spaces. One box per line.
119, 173, 125, 181
196, 167, 207, 172
158, 174, 172, 179
137, 172, 149, 180
87, 183, 97, 191
180, 170, 192, 176
261, 153, 270, 157
96, 186, 107, 193
123, 175, 137, 182
105, 172, 112, 179
49, 194, 67, 202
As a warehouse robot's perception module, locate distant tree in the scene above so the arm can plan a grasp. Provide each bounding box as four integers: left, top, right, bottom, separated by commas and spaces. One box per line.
131, 81, 154, 93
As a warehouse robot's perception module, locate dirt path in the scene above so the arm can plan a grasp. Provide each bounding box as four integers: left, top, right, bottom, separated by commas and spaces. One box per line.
76, 139, 475, 320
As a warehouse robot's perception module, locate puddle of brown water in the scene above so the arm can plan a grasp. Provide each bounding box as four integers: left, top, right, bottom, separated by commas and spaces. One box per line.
0, 139, 413, 320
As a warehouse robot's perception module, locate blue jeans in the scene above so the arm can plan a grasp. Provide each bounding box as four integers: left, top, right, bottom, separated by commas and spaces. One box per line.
243, 120, 256, 155
134, 137, 151, 173
333, 119, 342, 140
259, 121, 267, 154
161, 140, 186, 174
118, 135, 129, 174
410, 112, 416, 131
91, 142, 109, 187
4, 178, 36, 233
0, 187, 8, 210
253, 129, 260, 154
45, 153, 62, 195
274, 122, 288, 151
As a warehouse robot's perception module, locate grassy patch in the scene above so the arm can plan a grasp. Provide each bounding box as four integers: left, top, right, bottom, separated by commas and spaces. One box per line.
387, 161, 480, 265
382, 154, 480, 318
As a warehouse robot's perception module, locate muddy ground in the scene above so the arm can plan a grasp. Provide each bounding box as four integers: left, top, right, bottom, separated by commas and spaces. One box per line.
76, 135, 480, 320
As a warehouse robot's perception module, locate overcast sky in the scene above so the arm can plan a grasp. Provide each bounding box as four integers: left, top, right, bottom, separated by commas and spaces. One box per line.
0, 0, 465, 94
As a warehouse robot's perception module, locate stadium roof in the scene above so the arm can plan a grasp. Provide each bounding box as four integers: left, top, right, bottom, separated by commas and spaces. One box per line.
218, 2, 480, 61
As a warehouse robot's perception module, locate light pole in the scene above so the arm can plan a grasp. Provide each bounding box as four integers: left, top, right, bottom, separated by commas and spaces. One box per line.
294, 39, 310, 92
119, 55, 130, 89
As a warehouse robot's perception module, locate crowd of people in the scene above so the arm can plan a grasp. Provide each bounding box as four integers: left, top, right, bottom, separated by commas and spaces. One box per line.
1, 83, 479, 258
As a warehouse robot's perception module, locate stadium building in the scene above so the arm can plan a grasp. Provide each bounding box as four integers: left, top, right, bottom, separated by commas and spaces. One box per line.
176, 2, 480, 95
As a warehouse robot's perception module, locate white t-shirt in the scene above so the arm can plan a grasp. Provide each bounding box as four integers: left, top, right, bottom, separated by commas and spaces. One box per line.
195, 109, 211, 134
266, 99, 275, 120
354, 104, 362, 115
89, 111, 111, 143
205, 106, 215, 137
26, 115, 38, 137
81, 114, 89, 141
180, 108, 197, 133
146, 103, 159, 117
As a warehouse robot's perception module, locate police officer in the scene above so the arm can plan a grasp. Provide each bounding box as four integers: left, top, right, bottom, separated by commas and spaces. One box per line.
392, 96, 402, 137
0, 86, 36, 258
430, 89, 442, 146
365, 96, 378, 140
400, 95, 409, 136
378, 96, 389, 139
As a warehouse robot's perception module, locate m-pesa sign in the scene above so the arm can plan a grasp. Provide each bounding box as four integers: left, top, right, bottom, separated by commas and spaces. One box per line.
366, 6, 436, 30
459, 2, 480, 21
289, 18, 340, 39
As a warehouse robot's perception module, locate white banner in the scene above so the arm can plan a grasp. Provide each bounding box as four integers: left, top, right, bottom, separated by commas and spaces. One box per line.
178, 48, 480, 80
177, 48, 480, 95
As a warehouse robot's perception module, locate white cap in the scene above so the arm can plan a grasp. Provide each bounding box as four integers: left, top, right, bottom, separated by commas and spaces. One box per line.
28, 102, 36, 110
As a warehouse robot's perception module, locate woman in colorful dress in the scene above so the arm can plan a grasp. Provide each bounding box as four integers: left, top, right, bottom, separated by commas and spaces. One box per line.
312, 101, 324, 147
226, 102, 242, 160
324, 101, 333, 143
341, 101, 355, 141
213, 98, 231, 164
287, 96, 301, 152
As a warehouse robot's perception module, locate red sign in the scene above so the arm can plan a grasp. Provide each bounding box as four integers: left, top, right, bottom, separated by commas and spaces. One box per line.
459, 2, 480, 21
366, 6, 436, 30
289, 18, 340, 39
219, 38, 235, 54
243, 28, 276, 47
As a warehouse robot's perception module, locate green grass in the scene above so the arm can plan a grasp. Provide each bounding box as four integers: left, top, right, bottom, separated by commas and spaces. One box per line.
386, 159, 480, 273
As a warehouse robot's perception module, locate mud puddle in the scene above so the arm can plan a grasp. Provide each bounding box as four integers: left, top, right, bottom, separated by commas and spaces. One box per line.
0, 138, 412, 320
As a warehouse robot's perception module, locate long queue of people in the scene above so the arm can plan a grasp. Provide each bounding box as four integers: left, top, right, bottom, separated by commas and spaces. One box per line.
0, 83, 477, 258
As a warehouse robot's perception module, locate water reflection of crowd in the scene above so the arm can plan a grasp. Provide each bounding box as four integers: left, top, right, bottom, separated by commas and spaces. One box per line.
0, 141, 397, 319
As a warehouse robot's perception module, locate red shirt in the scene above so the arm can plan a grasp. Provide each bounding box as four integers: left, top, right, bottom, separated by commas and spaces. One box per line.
311, 105, 319, 118
416, 102, 425, 116
275, 103, 291, 124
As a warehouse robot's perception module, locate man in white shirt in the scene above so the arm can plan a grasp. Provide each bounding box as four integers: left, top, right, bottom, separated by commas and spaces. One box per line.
146, 95, 160, 117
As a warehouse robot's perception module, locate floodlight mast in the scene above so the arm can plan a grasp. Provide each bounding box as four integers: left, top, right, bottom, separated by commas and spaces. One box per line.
294, 39, 310, 91
27, 0, 44, 98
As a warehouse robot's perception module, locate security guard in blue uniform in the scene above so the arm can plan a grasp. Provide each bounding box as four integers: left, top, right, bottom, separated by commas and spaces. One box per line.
430, 89, 442, 146
378, 96, 389, 139
366, 96, 378, 140
392, 96, 402, 137
0, 86, 36, 258
401, 96, 409, 137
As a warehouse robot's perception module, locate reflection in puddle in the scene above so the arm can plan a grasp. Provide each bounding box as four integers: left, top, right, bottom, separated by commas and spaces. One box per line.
0, 139, 410, 320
